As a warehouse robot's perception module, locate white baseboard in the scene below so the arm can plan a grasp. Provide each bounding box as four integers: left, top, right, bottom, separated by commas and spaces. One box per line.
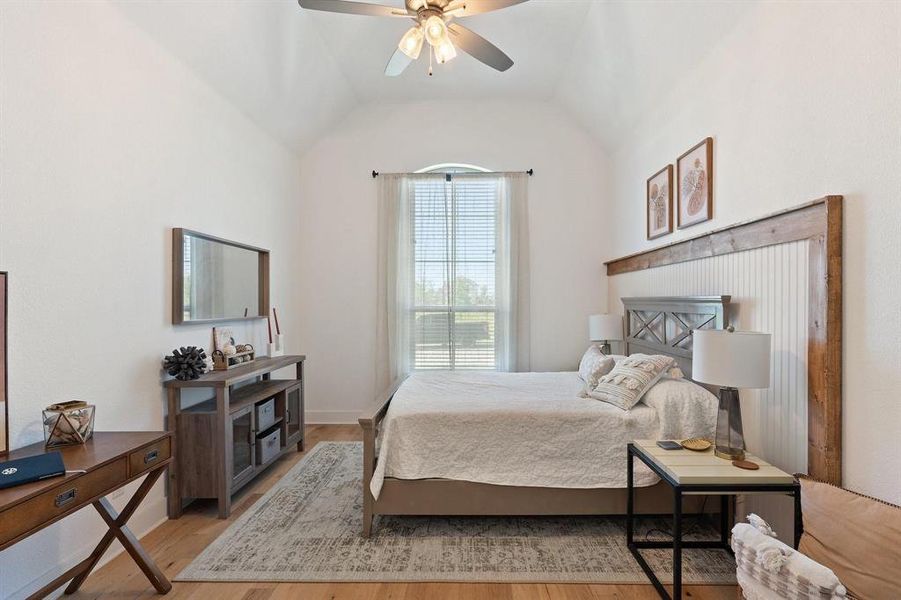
306, 410, 360, 425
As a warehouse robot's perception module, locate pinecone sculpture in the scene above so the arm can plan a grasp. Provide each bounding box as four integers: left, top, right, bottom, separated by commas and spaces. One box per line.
163, 346, 208, 381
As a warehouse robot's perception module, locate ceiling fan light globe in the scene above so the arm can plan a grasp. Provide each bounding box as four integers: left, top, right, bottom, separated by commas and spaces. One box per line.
424, 15, 448, 46
398, 26, 424, 59
434, 39, 457, 64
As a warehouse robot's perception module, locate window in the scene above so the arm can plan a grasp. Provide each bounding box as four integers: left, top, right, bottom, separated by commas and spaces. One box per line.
411, 166, 498, 370
376, 166, 528, 383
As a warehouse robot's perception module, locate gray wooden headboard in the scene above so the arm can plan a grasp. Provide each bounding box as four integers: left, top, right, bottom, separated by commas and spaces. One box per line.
621, 296, 731, 378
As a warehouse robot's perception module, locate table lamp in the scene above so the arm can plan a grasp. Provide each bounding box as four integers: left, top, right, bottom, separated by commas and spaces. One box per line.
589, 314, 623, 355
691, 327, 771, 461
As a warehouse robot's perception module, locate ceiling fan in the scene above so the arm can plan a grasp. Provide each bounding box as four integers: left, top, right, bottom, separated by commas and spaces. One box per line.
297, 0, 529, 76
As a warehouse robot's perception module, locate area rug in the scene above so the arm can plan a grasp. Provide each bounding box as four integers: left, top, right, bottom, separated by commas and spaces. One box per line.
176, 442, 736, 584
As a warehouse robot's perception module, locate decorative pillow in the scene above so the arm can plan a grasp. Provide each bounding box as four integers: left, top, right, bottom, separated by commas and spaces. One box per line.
663, 364, 685, 379
640, 378, 718, 440
586, 354, 675, 410
611, 354, 683, 379
798, 475, 901, 599
577, 346, 615, 390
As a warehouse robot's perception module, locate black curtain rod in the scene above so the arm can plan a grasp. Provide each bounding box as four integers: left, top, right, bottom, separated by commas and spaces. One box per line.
372, 169, 533, 179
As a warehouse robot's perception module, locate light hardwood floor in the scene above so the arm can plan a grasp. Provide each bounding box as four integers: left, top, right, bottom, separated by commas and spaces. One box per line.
72, 425, 738, 600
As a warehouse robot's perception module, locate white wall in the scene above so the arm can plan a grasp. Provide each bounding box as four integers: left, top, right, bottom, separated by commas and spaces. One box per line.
607, 2, 901, 503
298, 100, 610, 423
0, 2, 301, 597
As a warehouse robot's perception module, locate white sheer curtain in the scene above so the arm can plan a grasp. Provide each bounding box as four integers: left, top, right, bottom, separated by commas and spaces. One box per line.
375, 173, 416, 393
375, 171, 530, 392
493, 172, 530, 372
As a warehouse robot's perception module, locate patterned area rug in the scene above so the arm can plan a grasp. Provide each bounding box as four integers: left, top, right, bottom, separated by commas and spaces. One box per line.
176, 442, 736, 583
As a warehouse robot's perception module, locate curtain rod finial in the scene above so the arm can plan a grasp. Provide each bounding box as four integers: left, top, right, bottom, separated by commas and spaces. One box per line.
527, 169, 534, 176
372, 170, 379, 179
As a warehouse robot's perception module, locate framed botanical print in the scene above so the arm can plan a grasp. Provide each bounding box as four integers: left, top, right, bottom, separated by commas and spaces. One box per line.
677, 137, 713, 228
646, 165, 673, 240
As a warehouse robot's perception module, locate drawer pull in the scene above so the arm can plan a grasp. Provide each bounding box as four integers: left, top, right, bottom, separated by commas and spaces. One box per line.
55, 488, 77, 507
144, 449, 159, 464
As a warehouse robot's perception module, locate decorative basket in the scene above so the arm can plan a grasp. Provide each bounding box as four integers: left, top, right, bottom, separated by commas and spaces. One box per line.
43, 401, 95, 447
212, 344, 256, 370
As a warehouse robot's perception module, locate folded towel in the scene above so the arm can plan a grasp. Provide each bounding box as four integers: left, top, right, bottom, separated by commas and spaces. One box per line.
732, 523, 847, 599
748, 513, 777, 537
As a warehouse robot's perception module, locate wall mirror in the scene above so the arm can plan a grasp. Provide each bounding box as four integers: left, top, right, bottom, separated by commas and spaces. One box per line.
1, 272, 8, 455
172, 229, 269, 325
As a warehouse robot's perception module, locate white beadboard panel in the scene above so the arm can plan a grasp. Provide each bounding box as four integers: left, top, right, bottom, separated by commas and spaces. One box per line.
609, 241, 809, 473
609, 241, 809, 542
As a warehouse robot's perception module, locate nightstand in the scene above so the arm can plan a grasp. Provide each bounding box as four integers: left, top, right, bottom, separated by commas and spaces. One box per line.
627, 440, 800, 599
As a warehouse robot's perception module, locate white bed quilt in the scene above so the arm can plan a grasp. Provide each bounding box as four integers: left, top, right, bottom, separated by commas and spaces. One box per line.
371, 371, 717, 499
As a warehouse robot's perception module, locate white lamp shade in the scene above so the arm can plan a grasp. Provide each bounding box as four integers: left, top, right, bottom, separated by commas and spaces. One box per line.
588, 314, 623, 342
692, 329, 771, 389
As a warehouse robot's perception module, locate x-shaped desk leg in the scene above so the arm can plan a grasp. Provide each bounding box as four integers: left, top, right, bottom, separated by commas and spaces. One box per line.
63, 467, 171, 595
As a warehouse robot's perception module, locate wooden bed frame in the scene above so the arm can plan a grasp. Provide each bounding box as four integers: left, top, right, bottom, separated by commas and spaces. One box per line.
359, 296, 731, 537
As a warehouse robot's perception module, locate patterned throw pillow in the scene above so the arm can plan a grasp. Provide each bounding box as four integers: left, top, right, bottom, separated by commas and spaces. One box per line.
586, 354, 675, 410
612, 354, 683, 380
578, 346, 616, 390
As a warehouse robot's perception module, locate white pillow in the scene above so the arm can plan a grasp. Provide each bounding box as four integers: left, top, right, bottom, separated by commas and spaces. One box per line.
612, 354, 684, 380
640, 378, 718, 440
578, 346, 615, 390
586, 354, 675, 410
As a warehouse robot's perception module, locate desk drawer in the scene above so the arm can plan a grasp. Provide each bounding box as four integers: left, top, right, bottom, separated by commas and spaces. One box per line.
0, 457, 127, 547
128, 437, 171, 477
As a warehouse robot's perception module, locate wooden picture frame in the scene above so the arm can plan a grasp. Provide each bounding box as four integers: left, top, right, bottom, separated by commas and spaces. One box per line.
0, 272, 7, 456
676, 137, 713, 229
646, 165, 673, 240
172, 228, 270, 325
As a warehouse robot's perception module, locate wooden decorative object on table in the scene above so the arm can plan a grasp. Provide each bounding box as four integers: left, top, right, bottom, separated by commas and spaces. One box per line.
680, 437, 712, 452
42, 401, 95, 447
212, 344, 255, 370
732, 459, 760, 470
163, 346, 208, 381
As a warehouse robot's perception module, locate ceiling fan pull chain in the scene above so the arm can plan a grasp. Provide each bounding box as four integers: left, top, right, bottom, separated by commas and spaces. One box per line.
428, 44, 434, 77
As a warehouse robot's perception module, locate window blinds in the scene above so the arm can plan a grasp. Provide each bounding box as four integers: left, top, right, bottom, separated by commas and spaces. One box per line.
411, 177, 498, 370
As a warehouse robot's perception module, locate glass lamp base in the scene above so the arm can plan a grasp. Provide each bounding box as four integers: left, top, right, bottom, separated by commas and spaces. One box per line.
715, 446, 746, 461
715, 387, 746, 461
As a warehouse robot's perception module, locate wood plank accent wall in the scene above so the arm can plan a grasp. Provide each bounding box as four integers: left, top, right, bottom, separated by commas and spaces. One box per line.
605, 197, 843, 485
610, 243, 810, 476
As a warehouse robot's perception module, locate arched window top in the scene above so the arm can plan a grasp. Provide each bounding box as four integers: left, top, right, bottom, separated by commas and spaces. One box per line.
415, 163, 491, 174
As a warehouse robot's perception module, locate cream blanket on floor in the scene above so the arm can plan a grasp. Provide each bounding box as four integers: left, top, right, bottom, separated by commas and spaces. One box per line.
371, 371, 717, 499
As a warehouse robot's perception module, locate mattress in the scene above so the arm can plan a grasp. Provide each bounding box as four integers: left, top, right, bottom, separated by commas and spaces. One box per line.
370, 370, 717, 500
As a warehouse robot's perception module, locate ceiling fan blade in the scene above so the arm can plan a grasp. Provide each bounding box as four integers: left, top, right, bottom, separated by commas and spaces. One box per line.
297, 0, 411, 18
444, 0, 528, 17
385, 47, 414, 77
447, 23, 513, 71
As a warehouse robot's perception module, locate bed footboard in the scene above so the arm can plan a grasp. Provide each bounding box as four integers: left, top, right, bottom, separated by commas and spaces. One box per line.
359, 376, 406, 537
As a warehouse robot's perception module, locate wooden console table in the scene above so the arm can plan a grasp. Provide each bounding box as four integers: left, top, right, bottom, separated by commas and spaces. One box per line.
0, 432, 173, 599
165, 354, 305, 519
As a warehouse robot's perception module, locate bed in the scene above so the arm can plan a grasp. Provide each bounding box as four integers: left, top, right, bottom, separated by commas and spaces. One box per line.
359, 296, 730, 536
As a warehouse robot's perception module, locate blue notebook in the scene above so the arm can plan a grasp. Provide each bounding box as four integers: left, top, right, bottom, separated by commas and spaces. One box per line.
0, 451, 66, 489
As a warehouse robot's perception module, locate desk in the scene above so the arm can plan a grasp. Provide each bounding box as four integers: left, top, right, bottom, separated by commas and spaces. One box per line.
0, 432, 173, 599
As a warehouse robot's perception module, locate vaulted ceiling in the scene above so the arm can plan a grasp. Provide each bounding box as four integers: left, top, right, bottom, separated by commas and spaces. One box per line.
115, 0, 752, 155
